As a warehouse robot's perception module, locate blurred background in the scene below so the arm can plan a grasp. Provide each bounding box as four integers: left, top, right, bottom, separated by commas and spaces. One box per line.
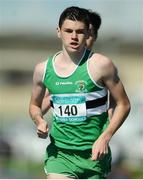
0, 0, 143, 178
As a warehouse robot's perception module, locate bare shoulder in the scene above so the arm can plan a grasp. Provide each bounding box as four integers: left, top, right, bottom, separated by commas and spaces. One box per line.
91, 53, 117, 73
33, 60, 47, 83
35, 61, 47, 73
91, 53, 113, 66
88, 53, 118, 86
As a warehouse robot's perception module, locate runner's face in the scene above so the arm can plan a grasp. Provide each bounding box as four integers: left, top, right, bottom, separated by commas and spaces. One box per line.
57, 19, 88, 52
86, 24, 96, 50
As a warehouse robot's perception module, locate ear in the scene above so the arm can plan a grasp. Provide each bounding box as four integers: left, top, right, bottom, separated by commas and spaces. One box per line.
57, 27, 61, 38
86, 30, 90, 39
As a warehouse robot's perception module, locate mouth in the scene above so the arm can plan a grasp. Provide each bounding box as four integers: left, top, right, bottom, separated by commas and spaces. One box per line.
70, 42, 79, 48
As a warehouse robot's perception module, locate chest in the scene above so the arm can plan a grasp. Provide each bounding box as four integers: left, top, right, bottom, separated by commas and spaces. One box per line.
47, 66, 96, 94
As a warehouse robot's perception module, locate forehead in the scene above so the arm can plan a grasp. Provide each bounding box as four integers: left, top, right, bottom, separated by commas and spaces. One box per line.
61, 19, 87, 30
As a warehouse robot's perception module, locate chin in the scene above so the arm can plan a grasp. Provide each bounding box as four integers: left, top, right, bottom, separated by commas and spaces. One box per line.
67, 47, 79, 53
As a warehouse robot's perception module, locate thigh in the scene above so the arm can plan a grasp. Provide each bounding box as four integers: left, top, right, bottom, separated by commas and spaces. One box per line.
47, 173, 74, 179
77, 148, 111, 179
44, 144, 78, 178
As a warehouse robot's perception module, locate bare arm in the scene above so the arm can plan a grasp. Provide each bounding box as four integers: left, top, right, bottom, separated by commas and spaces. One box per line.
41, 90, 51, 115
29, 62, 49, 139
108, 93, 116, 119
92, 57, 131, 160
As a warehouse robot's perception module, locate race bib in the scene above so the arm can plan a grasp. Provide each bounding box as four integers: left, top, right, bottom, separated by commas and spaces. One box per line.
52, 95, 86, 122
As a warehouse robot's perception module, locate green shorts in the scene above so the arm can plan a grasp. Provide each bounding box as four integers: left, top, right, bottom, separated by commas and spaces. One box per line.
44, 143, 111, 179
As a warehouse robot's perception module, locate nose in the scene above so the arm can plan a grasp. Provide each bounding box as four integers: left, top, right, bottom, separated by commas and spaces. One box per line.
71, 31, 77, 39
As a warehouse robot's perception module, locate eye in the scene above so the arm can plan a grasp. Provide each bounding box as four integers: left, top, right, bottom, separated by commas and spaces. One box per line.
76, 29, 85, 34
64, 29, 73, 33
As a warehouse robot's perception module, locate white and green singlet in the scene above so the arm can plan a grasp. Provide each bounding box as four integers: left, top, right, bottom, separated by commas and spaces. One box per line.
43, 49, 109, 150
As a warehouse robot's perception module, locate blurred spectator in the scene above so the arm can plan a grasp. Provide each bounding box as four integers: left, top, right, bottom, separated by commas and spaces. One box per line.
0, 133, 12, 160
0, 132, 12, 177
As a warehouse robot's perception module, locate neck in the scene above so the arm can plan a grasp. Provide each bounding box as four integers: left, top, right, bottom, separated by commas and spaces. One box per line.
61, 46, 86, 65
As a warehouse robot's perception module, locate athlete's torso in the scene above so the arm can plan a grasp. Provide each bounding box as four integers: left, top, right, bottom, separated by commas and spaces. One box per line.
43, 49, 109, 150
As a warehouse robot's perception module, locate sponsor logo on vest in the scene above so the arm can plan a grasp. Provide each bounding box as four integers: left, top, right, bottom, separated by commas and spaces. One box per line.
75, 80, 88, 92
55, 82, 73, 85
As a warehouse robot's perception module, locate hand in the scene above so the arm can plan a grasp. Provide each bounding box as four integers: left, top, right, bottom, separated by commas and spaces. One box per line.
37, 120, 48, 139
91, 136, 109, 161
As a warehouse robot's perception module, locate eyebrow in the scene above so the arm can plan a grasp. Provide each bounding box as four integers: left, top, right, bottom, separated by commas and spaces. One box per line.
63, 27, 85, 31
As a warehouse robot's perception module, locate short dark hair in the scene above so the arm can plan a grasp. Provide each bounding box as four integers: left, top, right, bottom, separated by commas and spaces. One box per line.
88, 10, 101, 38
58, 6, 90, 30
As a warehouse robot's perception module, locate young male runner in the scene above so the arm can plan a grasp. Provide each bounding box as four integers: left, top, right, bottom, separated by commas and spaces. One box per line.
41, 9, 115, 119
29, 6, 130, 179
